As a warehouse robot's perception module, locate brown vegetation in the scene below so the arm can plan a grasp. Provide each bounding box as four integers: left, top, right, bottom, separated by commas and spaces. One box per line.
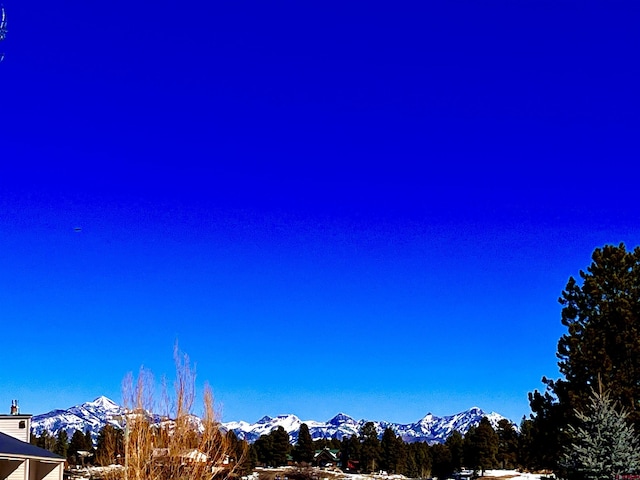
108, 346, 241, 480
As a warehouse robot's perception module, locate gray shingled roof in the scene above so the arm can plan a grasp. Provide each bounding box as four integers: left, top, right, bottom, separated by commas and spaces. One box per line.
0, 431, 65, 461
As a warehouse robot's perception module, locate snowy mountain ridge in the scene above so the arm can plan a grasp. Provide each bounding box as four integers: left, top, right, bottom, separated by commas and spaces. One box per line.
31, 397, 515, 445
31, 396, 127, 443
226, 407, 512, 444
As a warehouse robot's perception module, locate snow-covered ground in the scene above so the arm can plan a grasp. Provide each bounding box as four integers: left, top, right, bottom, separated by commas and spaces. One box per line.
480, 470, 554, 480
254, 467, 554, 480
74, 465, 555, 480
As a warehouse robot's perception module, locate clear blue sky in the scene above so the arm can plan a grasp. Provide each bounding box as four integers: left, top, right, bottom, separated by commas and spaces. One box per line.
1, 0, 639, 425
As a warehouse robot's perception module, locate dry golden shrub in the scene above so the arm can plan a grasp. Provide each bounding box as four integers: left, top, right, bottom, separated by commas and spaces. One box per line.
112, 346, 241, 480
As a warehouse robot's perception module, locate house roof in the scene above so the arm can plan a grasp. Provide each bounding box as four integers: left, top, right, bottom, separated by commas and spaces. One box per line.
0, 431, 65, 462
313, 448, 339, 460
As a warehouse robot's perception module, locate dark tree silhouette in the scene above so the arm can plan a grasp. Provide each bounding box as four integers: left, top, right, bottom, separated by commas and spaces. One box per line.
529, 244, 640, 469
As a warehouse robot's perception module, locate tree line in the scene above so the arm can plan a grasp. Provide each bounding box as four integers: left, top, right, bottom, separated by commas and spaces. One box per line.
31, 427, 96, 465
249, 416, 539, 477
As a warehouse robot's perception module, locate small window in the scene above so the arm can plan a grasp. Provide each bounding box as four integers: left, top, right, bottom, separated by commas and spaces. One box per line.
19, 421, 25, 429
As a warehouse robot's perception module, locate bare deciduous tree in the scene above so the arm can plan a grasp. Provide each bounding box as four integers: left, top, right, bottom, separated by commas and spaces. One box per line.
116, 346, 241, 480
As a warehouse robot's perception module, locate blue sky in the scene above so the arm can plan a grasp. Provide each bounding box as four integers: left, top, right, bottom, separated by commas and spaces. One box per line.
1, 0, 639, 425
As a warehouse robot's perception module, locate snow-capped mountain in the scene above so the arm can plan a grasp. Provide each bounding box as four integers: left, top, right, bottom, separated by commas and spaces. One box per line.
31, 396, 126, 443
31, 397, 515, 446
225, 407, 514, 445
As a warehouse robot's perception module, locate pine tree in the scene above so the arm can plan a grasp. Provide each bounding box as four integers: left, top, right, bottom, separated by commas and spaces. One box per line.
68, 429, 87, 463
412, 442, 432, 479
292, 423, 314, 464
496, 419, 518, 469
54, 429, 69, 458
527, 389, 565, 470
445, 430, 464, 473
517, 417, 535, 470
359, 422, 381, 473
247, 443, 259, 471
404, 446, 419, 478
95, 425, 124, 466
430, 443, 452, 480
328, 437, 341, 449
529, 243, 640, 469
84, 429, 95, 464
254, 433, 274, 466
36, 429, 56, 451
225, 430, 250, 473
464, 417, 498, 475
269, 426, 291, 467
340, 433, 360, 471
380, 427, 401, 473
561, 385, 640, 480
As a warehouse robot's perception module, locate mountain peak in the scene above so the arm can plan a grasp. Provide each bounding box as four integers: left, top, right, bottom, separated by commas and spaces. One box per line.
31, 399, 516, 447
87, 396, 119, 410
328, 413, 356, 425
276, 414, 299, 420
32, 397, 126, 445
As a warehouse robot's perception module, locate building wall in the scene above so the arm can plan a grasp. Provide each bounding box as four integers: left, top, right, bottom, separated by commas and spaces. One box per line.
30, 461, 63, 480
0, 416, 32, 442
0, 458, 26, 480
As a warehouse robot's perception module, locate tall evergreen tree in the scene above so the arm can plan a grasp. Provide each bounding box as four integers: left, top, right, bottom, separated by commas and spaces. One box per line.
54, 430, 69, 458
327, 437, 341, 449
225, 430, 249, 472
404, 445, 419, 479
84, 429, 95, 463
247, 443, 259, 471
516, 417, 535, 470
395, 440, 408, 475
464, 418, 498, 475
36, 430, 56, 452
416, 442, 432, 479
529, 244, 640, 469
445, 430, 465, 473
410, 442, 432, 479
254, 433, 273, 466
496, 419, 518, 469
430, 443, 452, 480
340, 433, 361, 471
359, 422, 381, 473
527, 389, 565, 470
269, 426, 291, 467
95, 425, 123, 466
292, 423, 314, 464
561, 386, 640, 480
68, 429, 92, 464
380, 427, 403, 474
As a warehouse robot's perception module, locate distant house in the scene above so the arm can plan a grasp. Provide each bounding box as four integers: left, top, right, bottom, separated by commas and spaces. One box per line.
0, 400, 65, 480
313, 447, 339, 468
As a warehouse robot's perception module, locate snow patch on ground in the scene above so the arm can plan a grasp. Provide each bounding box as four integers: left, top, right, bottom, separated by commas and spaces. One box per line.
480, 470, 554, 480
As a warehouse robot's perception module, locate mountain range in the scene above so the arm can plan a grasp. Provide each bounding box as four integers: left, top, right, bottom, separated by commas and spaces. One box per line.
31, 396, 515, 445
